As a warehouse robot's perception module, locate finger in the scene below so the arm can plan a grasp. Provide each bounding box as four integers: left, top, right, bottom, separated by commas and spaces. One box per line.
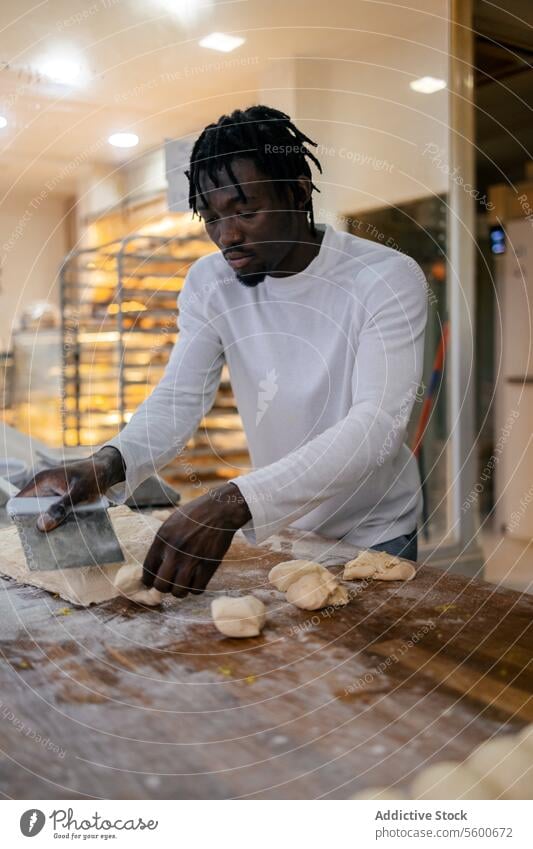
171, 556, 199, 598
189, 561, 220, 595
142, 535, 165, 587
36, 493, 75, 532
18, 476, 59, 498
151, 547, 181, 593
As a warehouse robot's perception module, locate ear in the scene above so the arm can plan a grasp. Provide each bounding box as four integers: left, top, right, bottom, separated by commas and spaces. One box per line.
293, 175, 313, 209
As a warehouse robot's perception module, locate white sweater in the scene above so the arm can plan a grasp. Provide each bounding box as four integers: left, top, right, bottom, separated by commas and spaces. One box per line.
105, 223, 427, 547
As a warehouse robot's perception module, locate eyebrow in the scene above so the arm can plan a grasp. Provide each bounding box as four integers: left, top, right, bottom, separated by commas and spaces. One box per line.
197, 192, 259, 211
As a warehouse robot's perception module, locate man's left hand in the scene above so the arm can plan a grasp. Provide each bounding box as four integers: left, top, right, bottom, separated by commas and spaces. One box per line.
142, 483, 251, 597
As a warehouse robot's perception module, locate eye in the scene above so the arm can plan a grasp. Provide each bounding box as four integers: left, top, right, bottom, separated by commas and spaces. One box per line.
240, 211, 258, 219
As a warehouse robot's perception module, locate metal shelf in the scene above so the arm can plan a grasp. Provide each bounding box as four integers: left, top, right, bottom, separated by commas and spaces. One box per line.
61, 230, 247, 481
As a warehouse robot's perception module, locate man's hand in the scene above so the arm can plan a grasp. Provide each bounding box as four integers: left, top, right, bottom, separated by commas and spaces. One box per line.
16, 447, 126, 531
142, 482, 251, 597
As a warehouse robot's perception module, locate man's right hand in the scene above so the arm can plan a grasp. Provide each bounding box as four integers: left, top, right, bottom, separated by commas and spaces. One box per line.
16, 446, 126, 531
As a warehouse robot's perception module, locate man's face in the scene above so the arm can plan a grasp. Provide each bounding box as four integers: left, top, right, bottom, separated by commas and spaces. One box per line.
196, 158, 304, 286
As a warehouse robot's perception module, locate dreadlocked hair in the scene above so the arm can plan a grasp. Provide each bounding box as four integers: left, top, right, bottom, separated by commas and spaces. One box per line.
185, 104, 323, 235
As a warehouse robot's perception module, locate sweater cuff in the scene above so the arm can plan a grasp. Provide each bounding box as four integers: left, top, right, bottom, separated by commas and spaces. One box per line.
229, 476, 276, 545
100, 436, 145, 504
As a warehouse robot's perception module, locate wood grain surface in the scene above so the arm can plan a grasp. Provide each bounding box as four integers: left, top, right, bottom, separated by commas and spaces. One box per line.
0, 531, 532, 799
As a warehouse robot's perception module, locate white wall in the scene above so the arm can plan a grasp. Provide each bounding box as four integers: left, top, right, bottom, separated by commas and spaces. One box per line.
0, 192, 69, 349
78, 9, 450, 234
259, 14, 449, 219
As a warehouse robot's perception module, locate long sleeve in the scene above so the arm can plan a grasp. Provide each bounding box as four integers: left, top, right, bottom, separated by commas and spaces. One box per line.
231, 257, 427, 544
103, 271, 224, 502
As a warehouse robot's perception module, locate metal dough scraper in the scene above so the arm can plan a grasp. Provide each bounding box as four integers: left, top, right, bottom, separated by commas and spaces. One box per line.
0, 477, 124, 571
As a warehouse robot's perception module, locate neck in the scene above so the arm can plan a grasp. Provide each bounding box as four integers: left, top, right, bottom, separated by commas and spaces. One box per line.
269, 223, 324, 278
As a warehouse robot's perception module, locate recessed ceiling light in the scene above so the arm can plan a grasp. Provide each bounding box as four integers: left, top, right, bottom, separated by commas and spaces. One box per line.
198, 32, 245, 53
41, 58, 82, 85
108, 132, 139, 148
410, 76, 447, 94
0, 115, 7, 129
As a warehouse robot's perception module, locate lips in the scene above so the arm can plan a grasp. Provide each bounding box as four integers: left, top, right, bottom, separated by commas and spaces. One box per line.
225, 252, 254, 270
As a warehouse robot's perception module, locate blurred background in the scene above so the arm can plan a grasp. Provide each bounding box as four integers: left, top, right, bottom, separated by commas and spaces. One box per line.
0, 0, 531, 588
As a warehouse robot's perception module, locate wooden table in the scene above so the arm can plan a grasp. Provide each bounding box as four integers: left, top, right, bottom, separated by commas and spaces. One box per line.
0, 529, 532, 799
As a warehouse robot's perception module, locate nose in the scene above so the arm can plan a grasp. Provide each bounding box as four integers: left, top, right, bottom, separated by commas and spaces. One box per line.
218, 215, 244, 250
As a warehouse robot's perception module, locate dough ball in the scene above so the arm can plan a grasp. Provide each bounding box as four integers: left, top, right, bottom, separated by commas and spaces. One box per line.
343, 560, 377, 579
269, 559, 348, 611
353, 786, 409, 800
268, 559, 326, 592
411, 761, 492, 800
467, 736, 533, 800
518, 723, 533, 753
113, 562, 145, 595
344, 550, 395, 579
113, 563, 163, 606
211, 595, 266, 638
374, 561, 416, 582
285, 572, 349, 611
343, 550, 416, 582
286, 574, 334, 611
325, 582, 350, 607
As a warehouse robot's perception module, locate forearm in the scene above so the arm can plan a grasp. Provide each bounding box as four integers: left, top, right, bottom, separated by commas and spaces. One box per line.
100, 275, 224, 501
232, 402, 390, 543
101, 401, 203, 502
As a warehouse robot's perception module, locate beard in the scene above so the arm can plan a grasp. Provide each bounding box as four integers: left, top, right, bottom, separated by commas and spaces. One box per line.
236, 269, 268, 287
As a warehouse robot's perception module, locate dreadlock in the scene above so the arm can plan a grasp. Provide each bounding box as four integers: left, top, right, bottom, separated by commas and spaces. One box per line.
185, 105, 323, 235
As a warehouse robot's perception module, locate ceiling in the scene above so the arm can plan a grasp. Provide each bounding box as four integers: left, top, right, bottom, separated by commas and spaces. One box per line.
2, 0, 528, 202
0, 0, 448, 195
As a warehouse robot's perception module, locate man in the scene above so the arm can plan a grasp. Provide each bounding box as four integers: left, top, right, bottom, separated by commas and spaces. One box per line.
20, 105, 427, 597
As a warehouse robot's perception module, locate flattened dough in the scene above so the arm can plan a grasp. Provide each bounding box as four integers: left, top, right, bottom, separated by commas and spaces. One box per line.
211, 595, 266, 638
0, 505, 163, 606
343, 549, 416, 582
269, 559, 349, 611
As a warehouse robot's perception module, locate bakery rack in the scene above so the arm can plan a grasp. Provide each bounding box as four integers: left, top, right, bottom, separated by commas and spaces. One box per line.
60, 231, 249, 489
